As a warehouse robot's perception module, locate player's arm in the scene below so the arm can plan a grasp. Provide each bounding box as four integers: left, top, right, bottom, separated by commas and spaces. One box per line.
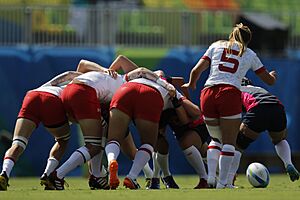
76, 59, 108, 73
256, 69, 277, 85
42, 71, 82, 87
182, 59, 210, 90
181, 98, 201, 121
109, 55, 139, 73
126, 67, 176, 97
168, 76, 191, 100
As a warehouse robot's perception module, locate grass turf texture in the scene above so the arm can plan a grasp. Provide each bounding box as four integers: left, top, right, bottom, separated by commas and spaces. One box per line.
1, 174, 300, 200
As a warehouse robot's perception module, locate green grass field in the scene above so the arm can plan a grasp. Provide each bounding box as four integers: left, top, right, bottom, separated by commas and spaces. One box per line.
1, 174, 300, 200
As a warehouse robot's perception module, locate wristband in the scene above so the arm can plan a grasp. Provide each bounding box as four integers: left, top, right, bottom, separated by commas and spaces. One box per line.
172, 97, 182, 108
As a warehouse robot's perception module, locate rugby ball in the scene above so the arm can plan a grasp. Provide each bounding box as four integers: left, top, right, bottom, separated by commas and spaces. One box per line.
246, 162, 270, 188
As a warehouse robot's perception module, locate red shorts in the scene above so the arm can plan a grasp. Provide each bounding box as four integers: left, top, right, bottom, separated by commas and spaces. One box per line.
61, 83, 101, 121
200, 84, 242, 118
18, 91, 67, 127
110, 82, 163, 123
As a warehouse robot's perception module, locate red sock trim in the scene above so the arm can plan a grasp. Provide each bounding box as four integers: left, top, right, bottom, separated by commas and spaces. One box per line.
208, 145, 222, 151
220, 151, 234, 156
138, 148, 152, 158
4, 157, 15, 163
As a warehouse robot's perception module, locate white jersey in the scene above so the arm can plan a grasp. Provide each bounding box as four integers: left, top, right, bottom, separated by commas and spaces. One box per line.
32, 85, 62, 97
129, 78, 183, 110
73, 71, 125, 103
202, 41, 264, 89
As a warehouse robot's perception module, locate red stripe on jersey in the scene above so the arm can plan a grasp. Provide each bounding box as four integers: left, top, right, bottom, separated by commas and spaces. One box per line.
221, 151, 234, 156
4, 157, 15, 163
201, 55, 211, 65
208, 145, 222, 151
255, 66, 266, 74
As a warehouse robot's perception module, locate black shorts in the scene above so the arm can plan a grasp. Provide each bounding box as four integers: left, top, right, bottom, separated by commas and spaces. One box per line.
160, 108, 210, 143
242, 104, 287, 133
173, 123, 210, 144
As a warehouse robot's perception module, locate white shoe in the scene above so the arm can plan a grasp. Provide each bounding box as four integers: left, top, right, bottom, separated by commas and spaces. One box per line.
226, 184, 238, 189
216, 182, 226, 189
207, 176, 217, 188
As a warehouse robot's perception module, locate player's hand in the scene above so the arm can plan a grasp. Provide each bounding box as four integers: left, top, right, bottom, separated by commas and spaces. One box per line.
182, 82, 196, 90
269, 70, 277, 80
166, 83, 176, 98
105, 69, 118, 79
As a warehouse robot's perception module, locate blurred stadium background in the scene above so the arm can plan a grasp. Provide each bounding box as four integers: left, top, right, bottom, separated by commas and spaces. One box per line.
0, 0, 299, 178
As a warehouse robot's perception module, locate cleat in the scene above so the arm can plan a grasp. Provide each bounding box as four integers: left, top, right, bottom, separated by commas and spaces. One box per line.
145, 178, 151, 189
161, 175, 179, 189
149, 178, 160, 189
216, 182, 226, 189
123, 177, 140, 189
0, 172, 9, 191
207, 176, 217, 188
40, 173, 55, 190
226, 184, 238, 189
48, 171, 68, 190
194, 178, 209, 189
109, 160, 120, 189
286, 164, 299, 182
89, 175, 110, 190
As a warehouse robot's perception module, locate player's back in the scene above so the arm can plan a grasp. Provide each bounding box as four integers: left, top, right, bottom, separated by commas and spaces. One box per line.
204, 41, 263, 89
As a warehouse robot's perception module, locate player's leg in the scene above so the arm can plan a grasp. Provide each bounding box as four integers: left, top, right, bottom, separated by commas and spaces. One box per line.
179, 130, 208, 189
105, 109, 131, 189
121, 131, 153, 188
0, 118, 35, 191
40, 123, 70, 190
156, 135, 179, 189
270, 129, 299, 181
204, 118, 222, 188
124, 118, 157, 189
87, 118, 110, 190
217, 117, 240, 189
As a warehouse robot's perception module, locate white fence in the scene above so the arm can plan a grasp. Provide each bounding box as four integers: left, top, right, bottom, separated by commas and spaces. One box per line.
0, 5, 299, 49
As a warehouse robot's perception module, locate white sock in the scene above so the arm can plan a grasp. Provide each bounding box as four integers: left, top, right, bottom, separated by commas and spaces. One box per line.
157, 153, 171, 177
1, 158, 15, 178
218, 144, 235, 186
43, 157, 59, 176
100, 165, 107, 177
142, 162, 153, 179
128, 144, 153, 180
183, 145, 207, 179
207, 140, 222, 180
152, 152, 161, 178
89, 152, 102, 177
275, 140, 293, 168
227, 151, 241, 185
56, 146, 91, 179
105, 141, 120, 164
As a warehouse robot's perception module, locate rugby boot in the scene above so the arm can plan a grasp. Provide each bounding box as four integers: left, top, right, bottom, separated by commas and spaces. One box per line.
109, 160, 120, 189
48, 171, 68, 190
89, 174, 110, 190
145, 178, 151, 189
194, 178, 209, 189
0, 172, 9, 191
161, 175, 179, 189
149, 178, 160, 189
123, 176, 141, 189
207, 176, 217, 188
286, 164, 299, 182
40, 173, 55, 190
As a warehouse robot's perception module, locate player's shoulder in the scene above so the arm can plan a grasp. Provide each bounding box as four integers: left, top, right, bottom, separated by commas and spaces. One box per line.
210, 40, 228, 48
